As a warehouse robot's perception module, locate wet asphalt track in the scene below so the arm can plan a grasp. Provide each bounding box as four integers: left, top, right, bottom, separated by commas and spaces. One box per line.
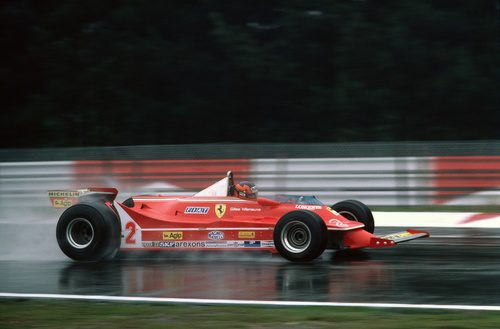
1, 226, 500, 306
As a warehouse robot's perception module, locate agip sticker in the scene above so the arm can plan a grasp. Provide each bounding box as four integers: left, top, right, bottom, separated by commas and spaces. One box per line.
163, 232, 183, 240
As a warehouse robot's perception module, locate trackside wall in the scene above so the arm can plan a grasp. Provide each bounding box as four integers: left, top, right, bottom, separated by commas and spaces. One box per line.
1, 154, 500, 220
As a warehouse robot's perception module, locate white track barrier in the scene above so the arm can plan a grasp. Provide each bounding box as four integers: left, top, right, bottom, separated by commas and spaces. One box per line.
374, 212, 500, 228
1, 157, 499, 222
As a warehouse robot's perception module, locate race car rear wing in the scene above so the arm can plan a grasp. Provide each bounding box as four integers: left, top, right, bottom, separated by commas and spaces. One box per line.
48, 188, 118, 208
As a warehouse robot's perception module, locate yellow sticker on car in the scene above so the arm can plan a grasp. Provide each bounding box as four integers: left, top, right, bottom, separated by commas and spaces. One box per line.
381, 232, 412, 240
52, 198, 74, 208
163, 232, 183, 240
326, 207, 339, 215
215, 204, 226, 218
238, 231, 256, 238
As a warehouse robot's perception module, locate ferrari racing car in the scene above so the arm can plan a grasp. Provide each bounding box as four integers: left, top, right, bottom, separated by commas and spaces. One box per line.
48, 171, 429, 262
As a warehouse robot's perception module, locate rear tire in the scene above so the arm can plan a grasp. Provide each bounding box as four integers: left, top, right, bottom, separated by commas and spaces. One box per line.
56, 202, 121, 261
274, 210, 327, 262
331, 200, 375, 233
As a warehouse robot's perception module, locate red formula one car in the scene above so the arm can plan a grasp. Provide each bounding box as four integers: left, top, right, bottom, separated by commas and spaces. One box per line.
49, 172, 429, 262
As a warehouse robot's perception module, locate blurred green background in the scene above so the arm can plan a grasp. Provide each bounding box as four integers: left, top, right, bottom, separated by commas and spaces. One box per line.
1, 0, 498, 147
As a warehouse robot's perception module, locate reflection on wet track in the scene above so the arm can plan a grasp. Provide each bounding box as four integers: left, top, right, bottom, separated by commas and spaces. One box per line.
1, 238, 500, 306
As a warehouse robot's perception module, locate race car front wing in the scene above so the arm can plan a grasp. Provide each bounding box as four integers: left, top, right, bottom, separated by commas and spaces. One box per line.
342, 228, 429, 250
370, 229, 429, 248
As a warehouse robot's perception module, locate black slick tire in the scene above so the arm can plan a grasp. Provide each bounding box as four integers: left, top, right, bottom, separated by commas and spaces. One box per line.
331, 200, 375, 233
273, 210, 327, 262
56, 202, 121, 261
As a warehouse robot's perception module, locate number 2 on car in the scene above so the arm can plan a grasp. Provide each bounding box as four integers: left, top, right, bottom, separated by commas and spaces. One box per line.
125, 221, 136, 244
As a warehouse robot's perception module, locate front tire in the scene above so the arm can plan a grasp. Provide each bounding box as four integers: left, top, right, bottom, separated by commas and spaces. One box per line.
56, 202, 121, 261
274, 210, 327, 262
331, 200, 375, 233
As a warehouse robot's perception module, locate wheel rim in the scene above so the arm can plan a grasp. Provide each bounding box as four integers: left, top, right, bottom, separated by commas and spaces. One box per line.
66, 218, 94, 249
281, 220, 311, 253
338, 210, 358, 221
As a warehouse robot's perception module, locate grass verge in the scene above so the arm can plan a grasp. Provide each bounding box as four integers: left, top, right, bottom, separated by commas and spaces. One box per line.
1, 300, 500, 328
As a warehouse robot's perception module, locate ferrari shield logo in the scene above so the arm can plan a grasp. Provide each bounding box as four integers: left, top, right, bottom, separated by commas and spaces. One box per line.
215, 204, 226, 218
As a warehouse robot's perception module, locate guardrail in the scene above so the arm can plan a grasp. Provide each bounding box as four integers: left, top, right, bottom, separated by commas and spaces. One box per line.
1, 152, 499, 219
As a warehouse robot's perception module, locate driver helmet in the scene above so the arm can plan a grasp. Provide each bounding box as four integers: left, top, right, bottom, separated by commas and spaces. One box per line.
233, 181, 258, 200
